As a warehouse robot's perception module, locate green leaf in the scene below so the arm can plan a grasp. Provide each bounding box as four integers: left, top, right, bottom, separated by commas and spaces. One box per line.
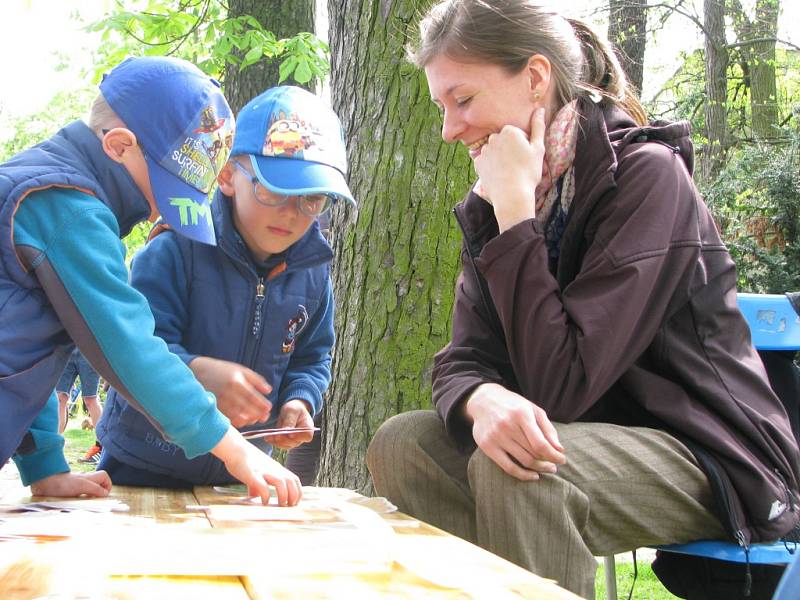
243, 45, 262, 65
279, 56, 298, 83
294, 58, 313, 84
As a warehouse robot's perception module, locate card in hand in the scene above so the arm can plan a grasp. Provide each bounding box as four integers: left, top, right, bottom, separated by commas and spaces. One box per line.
242, 427, 320, 440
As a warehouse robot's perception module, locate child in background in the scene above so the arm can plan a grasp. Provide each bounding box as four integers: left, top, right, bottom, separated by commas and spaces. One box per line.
55, 347, 104, 464
97, 86, 354, 487
55, 348, 101, 435
1, 57, 301, 505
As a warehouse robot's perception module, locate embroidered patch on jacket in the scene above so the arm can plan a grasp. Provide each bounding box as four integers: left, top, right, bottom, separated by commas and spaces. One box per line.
282, 305, 309, 353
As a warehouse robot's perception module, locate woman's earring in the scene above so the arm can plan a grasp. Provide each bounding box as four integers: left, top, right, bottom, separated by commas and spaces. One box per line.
533, 90, 541, 100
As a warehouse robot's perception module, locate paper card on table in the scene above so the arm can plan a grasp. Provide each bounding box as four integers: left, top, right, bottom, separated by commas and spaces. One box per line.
0, 511, 141, 539
202, 504, 341, 522
0, 498, 129, 515
241, 426, 319, 440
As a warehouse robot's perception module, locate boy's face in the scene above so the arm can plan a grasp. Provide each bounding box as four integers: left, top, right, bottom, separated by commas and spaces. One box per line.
219, 160, 317, 262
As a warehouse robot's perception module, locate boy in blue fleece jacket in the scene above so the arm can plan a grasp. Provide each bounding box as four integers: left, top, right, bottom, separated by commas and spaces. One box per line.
96, 86, 355, 487
1, 57, 301, 505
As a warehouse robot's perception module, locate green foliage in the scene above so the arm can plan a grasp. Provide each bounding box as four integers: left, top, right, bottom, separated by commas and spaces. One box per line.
123, 221, 153, 261
0, 88, 94, 163
702, 129, 800, 293
85, 0, 329, 84
652, 48, 800, 143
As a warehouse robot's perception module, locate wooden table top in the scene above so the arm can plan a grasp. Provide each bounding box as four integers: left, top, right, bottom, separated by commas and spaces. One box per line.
0, 478, 580, 599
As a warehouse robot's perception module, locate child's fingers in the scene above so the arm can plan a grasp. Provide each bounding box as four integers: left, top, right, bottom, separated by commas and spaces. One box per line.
269, 476, 289, 507
88, 470, 113, 492
247, 478, 272, 506
288, 431, 313, 444
244, 369, 272, 395
241, 385, 272, 420
288, 477, 302, 505
76, 477, 111, 498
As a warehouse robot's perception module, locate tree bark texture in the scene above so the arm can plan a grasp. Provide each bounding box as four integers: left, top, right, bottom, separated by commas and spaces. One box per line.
729, 0, 781, 140
608, 0, 647, 95
701, 0, 728, 183
320, 0, 472, 492
224, 0, 315, 113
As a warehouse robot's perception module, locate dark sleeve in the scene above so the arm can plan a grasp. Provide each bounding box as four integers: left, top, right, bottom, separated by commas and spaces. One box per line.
431, 261, 515, 445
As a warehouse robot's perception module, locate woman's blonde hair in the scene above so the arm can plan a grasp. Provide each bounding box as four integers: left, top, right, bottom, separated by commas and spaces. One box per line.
408, 0, 647, 125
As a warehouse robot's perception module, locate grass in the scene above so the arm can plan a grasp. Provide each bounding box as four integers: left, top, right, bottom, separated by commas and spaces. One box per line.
63, 418, 98, 473
595, 560, 680, 600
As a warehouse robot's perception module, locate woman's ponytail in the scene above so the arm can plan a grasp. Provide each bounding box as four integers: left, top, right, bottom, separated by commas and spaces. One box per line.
567, 17, 647, 125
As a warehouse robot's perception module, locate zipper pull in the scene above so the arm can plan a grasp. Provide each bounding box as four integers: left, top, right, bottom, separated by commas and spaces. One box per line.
252, 277, 265, 336
735, 530, 752, 597
774, 468, 797, 510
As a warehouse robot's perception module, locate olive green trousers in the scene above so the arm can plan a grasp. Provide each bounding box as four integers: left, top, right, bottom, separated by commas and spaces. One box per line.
367, 410, 727, 599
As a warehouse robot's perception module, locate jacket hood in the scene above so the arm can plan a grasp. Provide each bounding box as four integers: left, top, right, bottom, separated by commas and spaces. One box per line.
606, 112, 695, 177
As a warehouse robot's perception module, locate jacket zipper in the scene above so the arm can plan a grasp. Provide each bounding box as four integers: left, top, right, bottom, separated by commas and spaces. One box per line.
252, 277, 265, 337
681, 438, 754, 596
452, 207, 506, 341
774, 468, 799, 517
734, 529, 752, 597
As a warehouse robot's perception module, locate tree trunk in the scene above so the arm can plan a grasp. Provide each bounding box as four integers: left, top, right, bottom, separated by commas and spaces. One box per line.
729, 0, 781, 140
320, 0, 472, 493
224, 0, 315, 113
701, 0, 729, 183
607, 0, 647, 95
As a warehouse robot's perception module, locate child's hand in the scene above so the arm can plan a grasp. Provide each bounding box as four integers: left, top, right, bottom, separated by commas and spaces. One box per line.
271, 400, 315, 450
30, 471, 112, 498
212, 427, 302, 506
190, 356, 272, 427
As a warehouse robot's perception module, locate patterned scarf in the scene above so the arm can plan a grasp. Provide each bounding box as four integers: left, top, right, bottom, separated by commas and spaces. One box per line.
536, 100, 579, 225
473, 99, 579, 224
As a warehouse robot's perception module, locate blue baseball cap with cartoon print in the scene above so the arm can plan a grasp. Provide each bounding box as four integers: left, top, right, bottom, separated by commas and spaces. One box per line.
100, 56, 235, 245
230, 86, 354, 206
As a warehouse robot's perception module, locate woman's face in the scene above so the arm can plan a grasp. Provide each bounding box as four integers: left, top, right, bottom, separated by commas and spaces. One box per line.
425, 53, 547, 158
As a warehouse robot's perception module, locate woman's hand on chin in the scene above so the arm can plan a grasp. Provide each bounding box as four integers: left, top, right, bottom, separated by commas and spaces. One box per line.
473, 108, 546, 232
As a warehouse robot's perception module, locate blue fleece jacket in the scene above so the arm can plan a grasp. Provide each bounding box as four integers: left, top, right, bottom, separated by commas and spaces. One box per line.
97, 190, 334, 484
1, 121, 229, 485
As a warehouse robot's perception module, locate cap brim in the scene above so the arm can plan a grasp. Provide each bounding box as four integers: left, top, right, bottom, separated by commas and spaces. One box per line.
145, 155, 216, 245
249, 155, 355, 207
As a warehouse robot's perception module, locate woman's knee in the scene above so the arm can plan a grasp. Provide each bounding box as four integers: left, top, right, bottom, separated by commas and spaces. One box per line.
366, 410, 441, 471
467, 448, 510, 491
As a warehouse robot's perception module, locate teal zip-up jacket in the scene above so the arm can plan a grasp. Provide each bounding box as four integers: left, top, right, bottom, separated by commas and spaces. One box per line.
1, 120, 229, 485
